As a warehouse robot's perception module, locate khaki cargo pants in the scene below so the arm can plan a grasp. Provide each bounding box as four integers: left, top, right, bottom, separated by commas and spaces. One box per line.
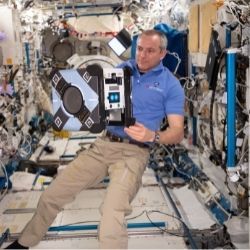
18, 137, 150, 249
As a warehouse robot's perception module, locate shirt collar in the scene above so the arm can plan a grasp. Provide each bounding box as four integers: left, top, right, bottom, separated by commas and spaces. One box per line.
129, 60, 164, 74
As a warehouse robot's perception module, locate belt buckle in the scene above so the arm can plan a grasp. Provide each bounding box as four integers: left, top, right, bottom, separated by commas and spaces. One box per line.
108, 132, 123, 143
117, 136, 123, 142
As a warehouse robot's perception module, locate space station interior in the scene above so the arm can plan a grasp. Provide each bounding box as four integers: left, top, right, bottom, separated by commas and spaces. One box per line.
0, 0, 249, 249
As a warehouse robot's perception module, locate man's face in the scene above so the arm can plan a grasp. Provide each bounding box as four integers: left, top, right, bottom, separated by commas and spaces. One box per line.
136, 34, 166, 72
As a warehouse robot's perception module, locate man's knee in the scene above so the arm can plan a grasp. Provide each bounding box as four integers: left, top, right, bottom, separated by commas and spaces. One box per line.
99, 193, 131, 216
38, 189, 61, 213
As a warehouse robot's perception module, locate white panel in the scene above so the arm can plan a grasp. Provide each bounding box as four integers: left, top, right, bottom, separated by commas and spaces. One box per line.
68, 15, 122, 33
172, 186, 215, 229
0, 6, 22, 65
0, 183, 187, 249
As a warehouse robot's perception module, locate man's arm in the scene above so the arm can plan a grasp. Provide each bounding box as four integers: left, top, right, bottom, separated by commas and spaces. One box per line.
124, 114, 184, 144
153, 114, 184, 144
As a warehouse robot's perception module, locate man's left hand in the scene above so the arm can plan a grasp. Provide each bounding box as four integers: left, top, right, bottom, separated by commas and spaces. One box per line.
124, 122, 155, 142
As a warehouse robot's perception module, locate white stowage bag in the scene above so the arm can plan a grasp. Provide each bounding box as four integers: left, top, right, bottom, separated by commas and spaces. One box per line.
9, 171, 52, 191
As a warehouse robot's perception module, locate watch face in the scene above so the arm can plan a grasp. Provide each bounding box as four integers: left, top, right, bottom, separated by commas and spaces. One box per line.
155, 132, 160, 143
63, 86, 83, 115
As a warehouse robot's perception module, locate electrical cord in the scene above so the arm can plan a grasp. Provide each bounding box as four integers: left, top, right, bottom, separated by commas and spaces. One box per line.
159, 146, 233, 221
167, 51, 181, 75
158, 176, 198, 249
56, 210, 146, 227
145, 210, 185, 237
47, 208, 187, 238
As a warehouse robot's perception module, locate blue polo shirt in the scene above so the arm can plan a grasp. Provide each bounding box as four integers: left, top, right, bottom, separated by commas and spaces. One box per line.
107, 59, 184, 140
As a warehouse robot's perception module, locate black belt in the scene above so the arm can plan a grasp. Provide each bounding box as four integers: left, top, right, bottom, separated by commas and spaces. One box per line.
106, 131, 150, 148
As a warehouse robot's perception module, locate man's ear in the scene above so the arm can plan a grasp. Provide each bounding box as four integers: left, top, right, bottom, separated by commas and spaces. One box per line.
160, 49, 167, 60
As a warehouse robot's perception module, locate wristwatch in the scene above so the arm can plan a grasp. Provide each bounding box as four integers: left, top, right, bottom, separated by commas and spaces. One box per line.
154, 131, 160, 143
